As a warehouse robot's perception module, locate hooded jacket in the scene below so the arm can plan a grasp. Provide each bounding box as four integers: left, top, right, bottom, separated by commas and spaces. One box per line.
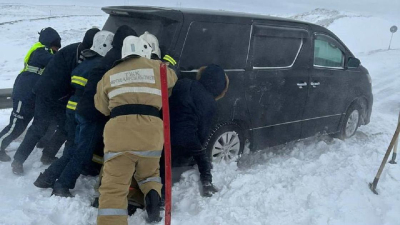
33, 28, 100, 103
76, 25, 137, 121
169, 64, 229, 148
12, 28, 61, 102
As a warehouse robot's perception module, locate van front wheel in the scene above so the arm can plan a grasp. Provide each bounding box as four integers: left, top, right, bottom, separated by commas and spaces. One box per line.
338, 103, 362, 139
204, 122, 245, 164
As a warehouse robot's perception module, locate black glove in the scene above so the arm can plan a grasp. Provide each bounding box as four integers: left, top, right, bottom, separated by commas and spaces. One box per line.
202, 181, 218, 197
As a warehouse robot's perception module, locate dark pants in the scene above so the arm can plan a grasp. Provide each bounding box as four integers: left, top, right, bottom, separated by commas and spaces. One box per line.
45, 113, 105, 189
41, 116, 68, 158
0, 100, 34, 152
13, 96, 67, 164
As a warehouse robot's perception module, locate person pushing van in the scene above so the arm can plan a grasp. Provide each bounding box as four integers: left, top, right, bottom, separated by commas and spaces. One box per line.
95, 35, 177, 224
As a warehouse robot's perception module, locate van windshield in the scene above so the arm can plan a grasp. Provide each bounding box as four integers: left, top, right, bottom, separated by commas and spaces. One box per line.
103, 15, 180, 54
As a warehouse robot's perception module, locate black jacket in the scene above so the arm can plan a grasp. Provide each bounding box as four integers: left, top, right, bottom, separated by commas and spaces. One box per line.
33, 43, 82, 103
76, 25, 137, 121
169, 79, 217, 149
169, 65, 227, 149
33, 28, 100, 103
75, 48, 121, 121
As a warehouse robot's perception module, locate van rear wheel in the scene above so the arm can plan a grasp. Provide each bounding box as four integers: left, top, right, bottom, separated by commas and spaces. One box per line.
204, 122, 245, 164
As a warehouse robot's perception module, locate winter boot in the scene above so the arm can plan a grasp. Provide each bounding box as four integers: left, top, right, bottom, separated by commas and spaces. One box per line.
34, 172, 56, 189
0, 150, 11, 162
145, 190, 162, 223
202, 181, 218, 197
51, 186, 73, 198
40, 155, 58, 165
11, 160, 24, 175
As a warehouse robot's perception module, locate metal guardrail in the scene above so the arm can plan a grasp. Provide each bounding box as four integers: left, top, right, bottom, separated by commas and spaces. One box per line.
0, 89, 13, 109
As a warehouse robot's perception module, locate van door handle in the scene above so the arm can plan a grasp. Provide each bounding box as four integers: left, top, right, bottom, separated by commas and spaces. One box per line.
311, 82, 320, 88
297, 82, 307, 89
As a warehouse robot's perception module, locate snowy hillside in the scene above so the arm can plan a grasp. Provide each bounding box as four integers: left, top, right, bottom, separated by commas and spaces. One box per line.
0, 4, 107, 88
0, 3, 399, 225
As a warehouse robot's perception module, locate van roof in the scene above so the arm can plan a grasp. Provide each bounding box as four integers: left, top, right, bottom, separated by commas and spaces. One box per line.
102, 6, 314, 26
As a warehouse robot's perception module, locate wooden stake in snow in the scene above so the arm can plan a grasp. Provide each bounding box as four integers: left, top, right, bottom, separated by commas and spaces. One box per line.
160, 63, 172, 224
369, 111, 400, 195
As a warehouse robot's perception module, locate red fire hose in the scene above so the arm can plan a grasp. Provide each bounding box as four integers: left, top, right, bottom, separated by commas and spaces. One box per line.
160, 63, 172, 225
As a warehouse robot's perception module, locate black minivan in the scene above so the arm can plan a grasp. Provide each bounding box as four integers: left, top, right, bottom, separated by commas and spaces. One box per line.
102, 6, 373, 164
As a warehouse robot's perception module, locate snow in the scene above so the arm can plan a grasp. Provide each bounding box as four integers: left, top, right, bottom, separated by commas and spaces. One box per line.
0, 3, 399, 225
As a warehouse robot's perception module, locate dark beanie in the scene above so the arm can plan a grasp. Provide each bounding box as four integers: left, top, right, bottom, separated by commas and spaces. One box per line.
112, 25, 138, 49
39, 27, 61, 48
199, 64, 227, 98
81, 28, 101, 49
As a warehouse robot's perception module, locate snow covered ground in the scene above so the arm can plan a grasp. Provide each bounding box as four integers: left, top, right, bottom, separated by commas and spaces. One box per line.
0, 3, 400, 225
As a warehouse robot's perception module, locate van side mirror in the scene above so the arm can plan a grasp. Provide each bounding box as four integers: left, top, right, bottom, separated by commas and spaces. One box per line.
347, 57, 360, 68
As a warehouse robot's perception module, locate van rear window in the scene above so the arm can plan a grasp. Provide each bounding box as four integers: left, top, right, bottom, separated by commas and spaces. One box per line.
103, 15, 179, 55
179, 22, 250, 71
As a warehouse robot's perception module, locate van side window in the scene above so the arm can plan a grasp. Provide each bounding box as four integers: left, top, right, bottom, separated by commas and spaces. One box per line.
251, 25, 307, 69
314, 35, 344, 68
180, 22, 250, 70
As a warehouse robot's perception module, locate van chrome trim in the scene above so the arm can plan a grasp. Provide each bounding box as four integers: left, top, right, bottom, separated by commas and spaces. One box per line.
313, 65, 344, 70
253, 38, 303, 70
181, 69, 245, 73
250, 113, 343, 131
245, 24, 254, 65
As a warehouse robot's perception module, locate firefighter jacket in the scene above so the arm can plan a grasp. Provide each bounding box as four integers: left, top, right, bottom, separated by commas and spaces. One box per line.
66, 52, 102, 112
76, 25, 137, 122
94, 57, 177, 157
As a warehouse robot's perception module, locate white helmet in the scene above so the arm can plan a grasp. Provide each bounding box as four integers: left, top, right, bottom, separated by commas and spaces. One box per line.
121, 36, 152, 59
140, 31, 161, 59
90, 30, 114, 57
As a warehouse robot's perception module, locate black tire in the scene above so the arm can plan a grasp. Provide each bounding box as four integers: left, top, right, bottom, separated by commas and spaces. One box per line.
204, 122, 245, 164
337, 103, 362, 140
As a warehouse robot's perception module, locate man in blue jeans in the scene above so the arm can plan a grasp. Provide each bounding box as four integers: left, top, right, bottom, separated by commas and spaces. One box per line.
33, 31, 115, 197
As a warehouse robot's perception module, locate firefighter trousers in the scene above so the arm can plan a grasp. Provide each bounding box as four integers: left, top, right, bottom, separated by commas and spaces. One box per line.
97, 152, 162, 225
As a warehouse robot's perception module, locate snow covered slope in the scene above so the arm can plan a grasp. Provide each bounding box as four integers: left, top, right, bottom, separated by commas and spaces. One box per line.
0, 4, 399, 225
0, 4, 106, 88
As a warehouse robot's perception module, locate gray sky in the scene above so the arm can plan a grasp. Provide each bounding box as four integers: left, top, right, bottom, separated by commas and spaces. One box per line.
2, 0, 400, 19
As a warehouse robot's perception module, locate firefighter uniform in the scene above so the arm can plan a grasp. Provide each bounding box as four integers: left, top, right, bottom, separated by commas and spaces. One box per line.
95, 37, 177, 225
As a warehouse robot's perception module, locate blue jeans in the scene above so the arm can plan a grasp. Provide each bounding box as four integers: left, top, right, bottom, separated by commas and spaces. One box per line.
51, 113, 105, 189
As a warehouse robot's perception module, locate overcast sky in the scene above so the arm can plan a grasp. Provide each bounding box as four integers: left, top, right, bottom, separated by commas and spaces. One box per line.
2, 0, 400, 19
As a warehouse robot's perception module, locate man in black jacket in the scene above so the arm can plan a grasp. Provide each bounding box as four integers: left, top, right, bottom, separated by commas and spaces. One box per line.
168, 64, 229, 197
0, 27, 61, 162
11, 28, 100, 175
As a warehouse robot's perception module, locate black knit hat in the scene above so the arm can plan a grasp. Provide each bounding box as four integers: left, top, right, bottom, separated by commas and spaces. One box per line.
39, 27, 61, 48
112, 25, 138, 49
81, 27, 101, 49
199, 64, 227, 98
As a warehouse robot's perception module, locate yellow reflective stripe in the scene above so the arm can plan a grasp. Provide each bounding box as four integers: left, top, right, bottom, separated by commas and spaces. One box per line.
66, 101, 77, 110
71, 76, 88, 86
163, 55, 177, 65
92, 154, 104, 164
